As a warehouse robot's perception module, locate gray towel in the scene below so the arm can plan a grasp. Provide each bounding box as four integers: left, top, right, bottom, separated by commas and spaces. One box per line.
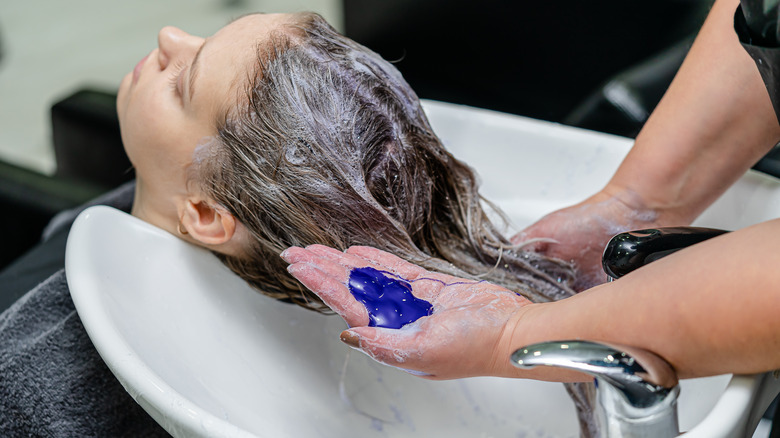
0, 271, 167, 437
0, 182, 168, 437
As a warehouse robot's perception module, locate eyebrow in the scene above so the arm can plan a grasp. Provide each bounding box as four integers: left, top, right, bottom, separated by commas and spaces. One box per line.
187, 39, 207, 103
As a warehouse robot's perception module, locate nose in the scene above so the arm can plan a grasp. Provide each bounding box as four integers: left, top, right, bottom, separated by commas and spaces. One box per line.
157, 26, 203, 70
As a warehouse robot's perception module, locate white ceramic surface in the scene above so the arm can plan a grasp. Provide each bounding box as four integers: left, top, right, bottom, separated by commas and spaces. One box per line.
66, 100, 780, 437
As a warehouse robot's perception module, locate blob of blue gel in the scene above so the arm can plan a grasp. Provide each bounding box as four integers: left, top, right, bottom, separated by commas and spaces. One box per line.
347, 267, 433, 329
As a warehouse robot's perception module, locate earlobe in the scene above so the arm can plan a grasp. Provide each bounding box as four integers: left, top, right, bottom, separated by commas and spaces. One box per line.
180, 200, 237, 246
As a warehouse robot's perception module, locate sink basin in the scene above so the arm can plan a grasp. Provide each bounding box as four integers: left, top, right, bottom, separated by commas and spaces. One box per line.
66, 100, 780, 437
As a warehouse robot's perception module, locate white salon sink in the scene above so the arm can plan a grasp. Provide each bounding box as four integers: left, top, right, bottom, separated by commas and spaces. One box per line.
66, 100, 780, 437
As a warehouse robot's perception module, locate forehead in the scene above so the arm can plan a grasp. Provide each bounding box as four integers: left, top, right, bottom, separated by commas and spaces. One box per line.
212, 13, 291, 48
195, 14, 292, 112
205, 13, 292, 74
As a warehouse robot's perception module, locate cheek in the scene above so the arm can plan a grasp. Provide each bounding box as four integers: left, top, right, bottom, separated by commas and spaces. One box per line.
117, 78, 217, 188
121, 108, 161, 172
120, 88, 177, 166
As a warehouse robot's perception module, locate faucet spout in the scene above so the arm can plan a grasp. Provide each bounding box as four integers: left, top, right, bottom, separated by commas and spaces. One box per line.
512, 340, 680, 438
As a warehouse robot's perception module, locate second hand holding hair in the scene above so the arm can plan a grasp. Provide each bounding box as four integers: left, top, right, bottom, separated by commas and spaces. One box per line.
514, 190, 663, 291
281, 244, 586, 382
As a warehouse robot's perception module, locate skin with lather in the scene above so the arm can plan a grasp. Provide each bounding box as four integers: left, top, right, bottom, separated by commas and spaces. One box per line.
283, 0, 780, 382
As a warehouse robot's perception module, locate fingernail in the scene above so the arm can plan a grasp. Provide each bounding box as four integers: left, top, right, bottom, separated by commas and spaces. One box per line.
399, 367, 433, 377
340, 330, 360, 348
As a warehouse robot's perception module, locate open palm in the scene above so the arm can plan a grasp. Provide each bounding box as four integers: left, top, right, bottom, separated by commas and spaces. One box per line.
281, 244, 533, 379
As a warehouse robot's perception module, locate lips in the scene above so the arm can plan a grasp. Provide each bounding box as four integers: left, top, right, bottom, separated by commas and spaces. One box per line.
132, 54, 149, 84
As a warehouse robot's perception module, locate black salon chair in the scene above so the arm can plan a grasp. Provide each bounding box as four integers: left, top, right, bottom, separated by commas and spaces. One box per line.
0, 89, 130, 310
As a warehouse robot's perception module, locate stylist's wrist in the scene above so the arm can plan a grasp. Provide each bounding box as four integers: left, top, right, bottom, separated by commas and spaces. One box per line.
493, 302, 590, 382
599, 181, 696, 227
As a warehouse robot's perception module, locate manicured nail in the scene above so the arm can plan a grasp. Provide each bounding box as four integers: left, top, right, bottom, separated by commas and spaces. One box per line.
399, 368, 433, 377
280, 247, 298, 262
340, 330, 360, 348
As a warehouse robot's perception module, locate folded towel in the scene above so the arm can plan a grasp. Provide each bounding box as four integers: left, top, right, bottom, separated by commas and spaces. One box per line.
0, 271, 167, 437
0, 182, 168, 437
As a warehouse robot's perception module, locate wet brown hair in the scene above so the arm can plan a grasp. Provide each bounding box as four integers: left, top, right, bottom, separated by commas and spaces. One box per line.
192, 14, 597, 436
192, 12, 576, 311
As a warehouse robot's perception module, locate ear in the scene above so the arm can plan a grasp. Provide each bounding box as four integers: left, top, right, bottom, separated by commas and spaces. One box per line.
179, 199, 237, 246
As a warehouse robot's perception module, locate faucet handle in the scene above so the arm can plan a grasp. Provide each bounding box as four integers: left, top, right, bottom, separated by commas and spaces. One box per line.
512, 340, 677, 405
602, 227, 728, 280
512, 340, 680, 437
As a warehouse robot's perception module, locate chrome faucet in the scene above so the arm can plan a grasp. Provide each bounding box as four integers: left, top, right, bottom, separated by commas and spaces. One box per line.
511, 340, 679, 438
509, 227, 732, 437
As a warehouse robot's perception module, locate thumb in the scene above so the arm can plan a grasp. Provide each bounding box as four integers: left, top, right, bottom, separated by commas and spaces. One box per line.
340, 327, 422, 368
510, 229, 558, 253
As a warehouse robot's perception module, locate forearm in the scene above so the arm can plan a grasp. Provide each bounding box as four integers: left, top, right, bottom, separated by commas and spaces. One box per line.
605, 0, 780, 225
502, 218, 780, 379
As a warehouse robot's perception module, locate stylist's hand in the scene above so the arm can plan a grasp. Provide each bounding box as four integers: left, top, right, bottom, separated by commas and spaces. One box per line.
514, 190, 665, 291
281, 244, 535, 380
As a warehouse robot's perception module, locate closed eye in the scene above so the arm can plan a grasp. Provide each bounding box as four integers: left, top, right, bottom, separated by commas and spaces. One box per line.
168, 60, 187, 101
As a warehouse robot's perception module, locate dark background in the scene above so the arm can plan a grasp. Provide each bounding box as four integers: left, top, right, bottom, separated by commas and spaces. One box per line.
344, 0, 712, 122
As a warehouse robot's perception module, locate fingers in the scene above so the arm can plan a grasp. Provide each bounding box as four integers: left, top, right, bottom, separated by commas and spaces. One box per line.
509, 231, 528, 246
286, 244, 456, 301
510, 233, 557, 253
344, 246, 463, 296
341, 326, 437, 378
345, 246, 432, 279
281, 244, 448, 323
307, 244, 386, 272
282, 247, 370, 327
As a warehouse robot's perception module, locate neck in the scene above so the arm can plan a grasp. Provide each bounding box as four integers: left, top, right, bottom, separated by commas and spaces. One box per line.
131, 180, 180, 237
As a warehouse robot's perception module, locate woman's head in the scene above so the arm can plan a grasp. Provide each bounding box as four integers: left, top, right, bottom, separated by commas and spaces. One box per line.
118, 12, 575, 310
117, 13, 293, 251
